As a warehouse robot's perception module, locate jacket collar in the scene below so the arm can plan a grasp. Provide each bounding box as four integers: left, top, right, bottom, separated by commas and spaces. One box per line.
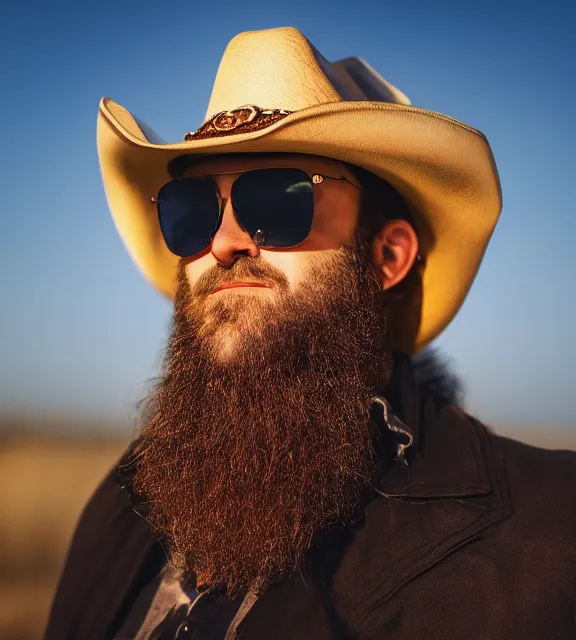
374, 351, 493, 499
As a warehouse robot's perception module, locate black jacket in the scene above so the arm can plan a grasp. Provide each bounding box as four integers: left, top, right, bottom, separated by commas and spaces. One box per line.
45, 354, 576, 639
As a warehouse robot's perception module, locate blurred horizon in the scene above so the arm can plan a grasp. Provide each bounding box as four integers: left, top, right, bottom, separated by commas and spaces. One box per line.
2, 0, 576, 433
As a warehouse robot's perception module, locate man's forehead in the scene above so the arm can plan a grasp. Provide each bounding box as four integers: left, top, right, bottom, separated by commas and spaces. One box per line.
180, 152, 353, 177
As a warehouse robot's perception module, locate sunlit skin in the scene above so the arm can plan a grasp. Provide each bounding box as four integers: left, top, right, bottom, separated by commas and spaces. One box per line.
181, 153, 419, 357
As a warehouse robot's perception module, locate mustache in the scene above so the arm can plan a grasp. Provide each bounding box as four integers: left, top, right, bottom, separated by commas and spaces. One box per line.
190, 256, 291, 297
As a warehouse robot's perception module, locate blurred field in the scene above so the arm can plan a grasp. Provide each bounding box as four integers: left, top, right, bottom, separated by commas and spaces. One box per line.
1, 413, 575, 640
0, 414, 130, 640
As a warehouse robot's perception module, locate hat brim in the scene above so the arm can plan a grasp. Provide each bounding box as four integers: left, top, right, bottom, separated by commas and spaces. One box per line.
97, 96, 502, 353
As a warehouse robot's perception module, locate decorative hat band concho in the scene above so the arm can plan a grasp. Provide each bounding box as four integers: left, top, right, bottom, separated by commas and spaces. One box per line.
184, 104, 293, 141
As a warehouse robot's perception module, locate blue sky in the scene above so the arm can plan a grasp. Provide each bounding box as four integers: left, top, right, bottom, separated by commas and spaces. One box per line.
1, 0, 575, 432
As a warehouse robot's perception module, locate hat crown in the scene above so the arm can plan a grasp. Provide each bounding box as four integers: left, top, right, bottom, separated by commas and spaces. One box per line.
204, 26, 411, 120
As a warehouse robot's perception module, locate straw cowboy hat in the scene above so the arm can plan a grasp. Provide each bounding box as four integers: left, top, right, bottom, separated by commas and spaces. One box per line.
96, 26, 502, 354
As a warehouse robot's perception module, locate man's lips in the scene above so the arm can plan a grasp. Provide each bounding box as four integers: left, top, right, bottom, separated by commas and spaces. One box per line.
211, 281, 273, 294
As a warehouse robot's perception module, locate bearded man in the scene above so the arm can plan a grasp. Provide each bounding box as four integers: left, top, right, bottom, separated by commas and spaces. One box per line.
45, 27, 576, 640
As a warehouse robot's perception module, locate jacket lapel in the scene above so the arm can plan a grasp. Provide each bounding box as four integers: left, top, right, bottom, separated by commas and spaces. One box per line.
333, 379, 513, 627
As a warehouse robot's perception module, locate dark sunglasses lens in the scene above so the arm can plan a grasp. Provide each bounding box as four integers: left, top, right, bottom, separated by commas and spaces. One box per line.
232, 168, 314, 248
157, 178, 220, 257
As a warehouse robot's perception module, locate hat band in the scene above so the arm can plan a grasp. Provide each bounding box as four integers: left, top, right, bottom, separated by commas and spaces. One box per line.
184, 104, 293, 141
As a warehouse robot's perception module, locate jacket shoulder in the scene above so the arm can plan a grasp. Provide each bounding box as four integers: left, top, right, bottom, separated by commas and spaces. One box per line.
45, 454, 161, 640
489, 427, 576, 508
483, 424, 576, 559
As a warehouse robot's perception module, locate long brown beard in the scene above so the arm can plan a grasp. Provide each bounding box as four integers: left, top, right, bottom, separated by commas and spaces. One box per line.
131, 240, 388, 597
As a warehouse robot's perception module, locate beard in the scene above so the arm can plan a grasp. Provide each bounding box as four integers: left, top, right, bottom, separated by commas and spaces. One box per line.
130, 239, 390, 598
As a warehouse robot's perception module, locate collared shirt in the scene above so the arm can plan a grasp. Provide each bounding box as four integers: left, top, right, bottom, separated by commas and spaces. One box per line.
114, 565, 258, 640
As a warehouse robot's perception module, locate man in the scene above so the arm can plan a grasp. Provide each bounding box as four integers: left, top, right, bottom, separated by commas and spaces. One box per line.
45, 27, 576, 639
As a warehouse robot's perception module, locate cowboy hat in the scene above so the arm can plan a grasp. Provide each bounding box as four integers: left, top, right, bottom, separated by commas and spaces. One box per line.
96, 26, 502, 354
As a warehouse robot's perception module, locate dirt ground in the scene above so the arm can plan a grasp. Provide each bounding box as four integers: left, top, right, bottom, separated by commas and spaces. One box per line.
1, 423, 575, 640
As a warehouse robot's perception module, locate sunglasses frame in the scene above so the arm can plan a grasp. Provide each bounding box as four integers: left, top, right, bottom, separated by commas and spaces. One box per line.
151, 168, 364, 203
151, 168, 365, 254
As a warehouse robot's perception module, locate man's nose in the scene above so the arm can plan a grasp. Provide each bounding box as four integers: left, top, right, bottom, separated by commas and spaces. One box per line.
210, 197, 259, 266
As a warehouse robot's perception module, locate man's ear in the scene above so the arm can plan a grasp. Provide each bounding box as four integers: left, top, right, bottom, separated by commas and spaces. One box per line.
370, 219, 419, 290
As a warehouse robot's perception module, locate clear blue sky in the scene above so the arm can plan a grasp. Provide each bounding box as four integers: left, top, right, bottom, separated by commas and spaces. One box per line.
1, 0, 575, 431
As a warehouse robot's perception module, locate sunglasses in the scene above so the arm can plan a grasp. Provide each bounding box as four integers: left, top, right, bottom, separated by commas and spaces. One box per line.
152, 167, 363, 258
